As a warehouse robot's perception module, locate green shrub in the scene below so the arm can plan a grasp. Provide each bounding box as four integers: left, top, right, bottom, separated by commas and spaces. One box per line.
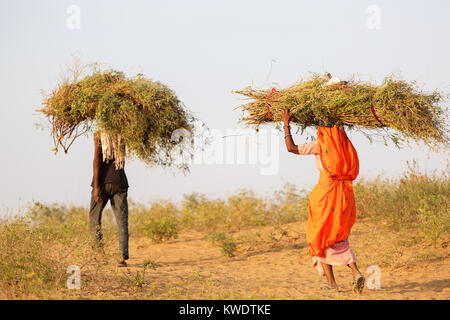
354, 160, 449, 235
221, 240, 237, 258
179, 193, 227, 231
143, 216, 178, 243
354, 176, 393, 219
270, 183, 310, 223
417, 195, 450, 246
135, 201, 179, 243
226, 189, 267, 230
209, 232, 228, 244
208, 232, 237, 258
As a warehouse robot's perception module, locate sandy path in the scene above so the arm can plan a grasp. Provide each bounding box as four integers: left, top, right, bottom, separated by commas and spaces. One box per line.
93, 220, 450, 300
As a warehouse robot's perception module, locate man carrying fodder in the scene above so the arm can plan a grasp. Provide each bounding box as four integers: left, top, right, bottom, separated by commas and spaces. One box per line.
90, 130, 130, 267
38, 65, 196, 267
234, 73, 448, 293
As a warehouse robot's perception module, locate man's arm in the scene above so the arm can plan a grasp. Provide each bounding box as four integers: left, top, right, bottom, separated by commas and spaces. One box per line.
282, 109, 300, 154
93, 133, 102, 203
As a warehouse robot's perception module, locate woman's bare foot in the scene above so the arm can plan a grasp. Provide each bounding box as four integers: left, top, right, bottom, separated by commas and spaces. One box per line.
352, 273, 365, 294
321, 285, 339, 293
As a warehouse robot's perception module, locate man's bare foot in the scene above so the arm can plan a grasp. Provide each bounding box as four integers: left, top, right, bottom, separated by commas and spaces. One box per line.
117, 260, 127, 267
117, 253, 128, 267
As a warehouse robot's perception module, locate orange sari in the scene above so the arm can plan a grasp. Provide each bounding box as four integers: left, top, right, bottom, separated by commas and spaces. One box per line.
306, 126, 359, 257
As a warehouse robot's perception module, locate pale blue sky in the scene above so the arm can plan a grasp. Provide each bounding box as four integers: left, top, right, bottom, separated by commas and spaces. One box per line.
0, 0, 449, 213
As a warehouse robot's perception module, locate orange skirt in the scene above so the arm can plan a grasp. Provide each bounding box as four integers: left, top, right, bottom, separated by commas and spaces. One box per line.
306, 171, 357, 257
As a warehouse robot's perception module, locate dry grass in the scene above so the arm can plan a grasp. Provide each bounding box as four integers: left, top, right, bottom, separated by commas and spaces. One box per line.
234, 73, 449, 150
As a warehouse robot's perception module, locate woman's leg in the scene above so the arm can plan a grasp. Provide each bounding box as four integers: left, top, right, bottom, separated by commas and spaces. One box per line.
347, 262, 363, 280
348, 262, 365, 294
320, 262, 337, 288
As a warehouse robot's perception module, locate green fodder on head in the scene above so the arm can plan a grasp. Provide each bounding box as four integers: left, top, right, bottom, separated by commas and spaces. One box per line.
234, 73, 449, 150
39, 66, 196, 171
372, 77, 445, 144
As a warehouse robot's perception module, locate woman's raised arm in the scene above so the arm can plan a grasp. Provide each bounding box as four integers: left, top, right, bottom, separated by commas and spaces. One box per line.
282, 109, 299, 154
282, 109, 319, 155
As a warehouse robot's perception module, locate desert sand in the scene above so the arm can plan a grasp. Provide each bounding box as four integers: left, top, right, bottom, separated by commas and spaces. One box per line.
73, 219, 449, 300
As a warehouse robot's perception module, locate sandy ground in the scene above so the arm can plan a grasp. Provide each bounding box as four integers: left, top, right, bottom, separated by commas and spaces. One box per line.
73, 219, 449, 300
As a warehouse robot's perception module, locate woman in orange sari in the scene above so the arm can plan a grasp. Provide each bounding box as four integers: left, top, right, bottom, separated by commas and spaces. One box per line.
282, 109, 365, 294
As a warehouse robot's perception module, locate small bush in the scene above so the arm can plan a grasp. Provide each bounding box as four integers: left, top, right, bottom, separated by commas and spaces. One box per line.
209, 232, 228, 244
221, 240, 237, 258
354, 160, 449, 239
270, 183, 310, 223
225, 189, 267, 230
143, 216, 178, 243
209, 232, 237, 257
134, 201, 179, 243
179, 193, 228, 231
417, 195, 450, 247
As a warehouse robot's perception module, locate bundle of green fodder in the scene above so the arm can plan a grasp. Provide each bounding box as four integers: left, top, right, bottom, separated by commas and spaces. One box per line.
234, 74, 449, 149
38, 66, 196, 171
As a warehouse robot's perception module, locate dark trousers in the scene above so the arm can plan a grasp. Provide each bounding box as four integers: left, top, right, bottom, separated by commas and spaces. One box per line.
89, 183, 129, 259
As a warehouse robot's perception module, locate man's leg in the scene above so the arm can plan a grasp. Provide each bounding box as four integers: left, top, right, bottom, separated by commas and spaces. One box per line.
320, 262, 337, 288
89, 187, 107, 248
110, 185, 129, 262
